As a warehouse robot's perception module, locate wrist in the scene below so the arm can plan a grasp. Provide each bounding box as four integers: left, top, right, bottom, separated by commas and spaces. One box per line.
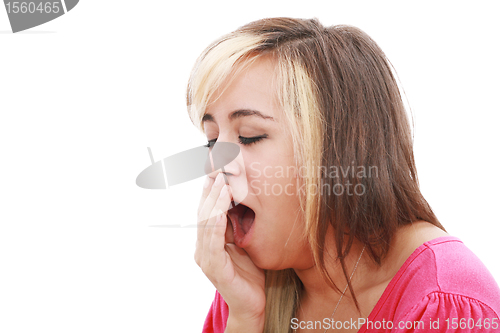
225, 313, 264, 333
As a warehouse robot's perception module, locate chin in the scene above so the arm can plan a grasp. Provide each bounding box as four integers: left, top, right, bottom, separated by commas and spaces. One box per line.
245, 245, 289, 270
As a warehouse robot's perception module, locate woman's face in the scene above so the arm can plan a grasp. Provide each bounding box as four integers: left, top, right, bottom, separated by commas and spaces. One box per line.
202, 56, 314, 270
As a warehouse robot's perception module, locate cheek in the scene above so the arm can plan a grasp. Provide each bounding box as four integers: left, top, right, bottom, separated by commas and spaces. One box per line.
247, 163, 298, 196
254, 174, 303, 243
251, 206, 311, 270
244, 161, 311, 268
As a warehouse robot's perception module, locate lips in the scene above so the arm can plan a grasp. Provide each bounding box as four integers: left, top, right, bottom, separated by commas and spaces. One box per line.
227, 200, 255, 247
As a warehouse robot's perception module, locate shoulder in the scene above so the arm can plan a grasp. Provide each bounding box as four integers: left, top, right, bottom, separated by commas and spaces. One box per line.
424, 236, 500, 308
394, 237, 500, 326
369, 236, 500, 324
396, 291, 500, 332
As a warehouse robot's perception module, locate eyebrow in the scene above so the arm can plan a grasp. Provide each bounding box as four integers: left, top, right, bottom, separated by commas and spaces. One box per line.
202, 109, 275, 123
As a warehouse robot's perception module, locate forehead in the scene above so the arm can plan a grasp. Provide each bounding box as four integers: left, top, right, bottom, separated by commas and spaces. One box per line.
203, 56, 281, 125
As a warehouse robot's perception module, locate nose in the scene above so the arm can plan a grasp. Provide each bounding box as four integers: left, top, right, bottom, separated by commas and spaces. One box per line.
205, 139, 249, 208
205, 140, 242, 183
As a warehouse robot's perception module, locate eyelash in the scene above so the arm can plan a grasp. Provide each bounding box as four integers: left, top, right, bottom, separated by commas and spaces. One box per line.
205, 135, 267, 147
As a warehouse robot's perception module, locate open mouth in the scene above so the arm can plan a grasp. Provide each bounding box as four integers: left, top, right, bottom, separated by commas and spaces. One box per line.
227, 200, 255, 243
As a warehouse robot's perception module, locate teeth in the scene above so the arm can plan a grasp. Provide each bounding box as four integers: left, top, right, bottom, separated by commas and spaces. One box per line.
228, 200, 240, 210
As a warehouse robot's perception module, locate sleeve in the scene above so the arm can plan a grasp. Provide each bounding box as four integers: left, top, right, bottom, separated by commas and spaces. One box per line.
394, 292, 500, 332
202, 290, 229, 333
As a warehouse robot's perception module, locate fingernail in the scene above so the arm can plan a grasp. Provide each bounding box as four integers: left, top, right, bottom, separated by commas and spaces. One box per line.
203, 176, 210, 188
214, 173, 223, 186
219, 185, 228, 198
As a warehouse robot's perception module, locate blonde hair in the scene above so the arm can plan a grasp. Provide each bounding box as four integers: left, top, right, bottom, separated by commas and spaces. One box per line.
187, 17, 444, 332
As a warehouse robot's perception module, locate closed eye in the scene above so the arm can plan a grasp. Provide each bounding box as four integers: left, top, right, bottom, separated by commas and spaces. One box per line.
205, 135, 268, 148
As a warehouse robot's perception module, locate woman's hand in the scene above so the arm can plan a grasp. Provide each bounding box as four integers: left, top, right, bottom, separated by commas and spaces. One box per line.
195, 173, 266, 331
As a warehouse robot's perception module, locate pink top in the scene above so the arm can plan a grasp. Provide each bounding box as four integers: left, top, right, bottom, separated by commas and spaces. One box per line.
202, 236, 500, 332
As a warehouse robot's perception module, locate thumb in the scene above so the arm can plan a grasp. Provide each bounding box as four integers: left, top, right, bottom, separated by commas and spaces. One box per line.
225, 216, 234, 244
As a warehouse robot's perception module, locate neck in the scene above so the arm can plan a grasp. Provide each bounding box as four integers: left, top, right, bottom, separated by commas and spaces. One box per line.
293, 237, 373, 306
292, 220, 449, 316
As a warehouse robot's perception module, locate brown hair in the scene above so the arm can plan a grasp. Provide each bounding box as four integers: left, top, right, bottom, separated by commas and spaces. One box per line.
187, 17, 445, 332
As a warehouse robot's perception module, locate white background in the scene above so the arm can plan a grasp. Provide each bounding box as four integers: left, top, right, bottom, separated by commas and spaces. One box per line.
1, 1, 499, 332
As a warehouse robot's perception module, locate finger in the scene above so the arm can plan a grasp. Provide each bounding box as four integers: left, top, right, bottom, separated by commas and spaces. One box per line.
197, 174, 232, 269
197, 174, 225, 260
208, 208, 230, 273
225, 216, 234, 244
199, 173, 226, 225
203, 184, 232, 266
197, 175, 215, 245
225, 243, 264, 278
196, 175, 219, 263
198, 175, 213, 217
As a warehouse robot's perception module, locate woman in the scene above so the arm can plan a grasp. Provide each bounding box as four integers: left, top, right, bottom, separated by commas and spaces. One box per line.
188, 18, 500, 332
